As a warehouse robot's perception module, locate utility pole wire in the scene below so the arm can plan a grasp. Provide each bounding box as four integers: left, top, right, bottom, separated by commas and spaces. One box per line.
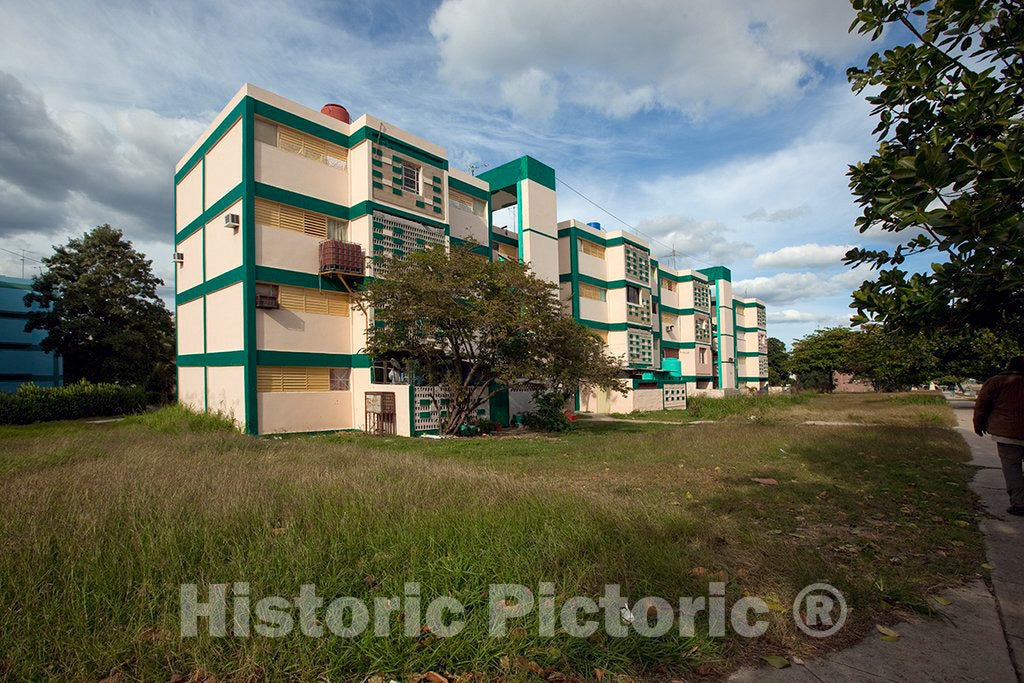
554, 177, 716, 269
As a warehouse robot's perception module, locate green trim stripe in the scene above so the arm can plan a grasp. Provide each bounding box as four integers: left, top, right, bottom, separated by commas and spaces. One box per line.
176, 183, 243, 242
242, 99, 258, 435
449, 176, 490, 201
175, 266, 245, 306
175, 99, 246, 184
557, 226, 649, 252
256, 351, 372, 368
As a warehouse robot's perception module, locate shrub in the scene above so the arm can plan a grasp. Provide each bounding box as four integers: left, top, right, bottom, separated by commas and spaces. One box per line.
522, 392, 573, 432
0, 381, 146, 425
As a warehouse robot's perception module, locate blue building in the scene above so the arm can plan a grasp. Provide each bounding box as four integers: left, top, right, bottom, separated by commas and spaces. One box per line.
0, 276, 62, 392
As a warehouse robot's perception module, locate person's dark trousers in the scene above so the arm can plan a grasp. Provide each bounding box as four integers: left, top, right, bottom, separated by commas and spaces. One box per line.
998, 442, 1024, 508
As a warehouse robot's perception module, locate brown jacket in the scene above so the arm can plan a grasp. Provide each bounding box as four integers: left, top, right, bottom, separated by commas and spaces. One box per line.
974, 371, 1024, 439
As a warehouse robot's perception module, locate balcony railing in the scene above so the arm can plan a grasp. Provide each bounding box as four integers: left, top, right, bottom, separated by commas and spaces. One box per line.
319, 240, 365, 277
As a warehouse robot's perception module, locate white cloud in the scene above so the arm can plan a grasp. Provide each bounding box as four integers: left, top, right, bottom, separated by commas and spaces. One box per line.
768, 309, 849, 325
634, 215, 755, 266
498, 68, 559, 122
754, 243, 854, 269
733, 266, 875, 305
732, 272, 827, 305
430, 0, 871, 120
744, 205, 811, 223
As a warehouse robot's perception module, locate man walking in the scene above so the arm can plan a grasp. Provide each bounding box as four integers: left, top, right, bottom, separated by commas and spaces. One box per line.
975, 357, 1024, 515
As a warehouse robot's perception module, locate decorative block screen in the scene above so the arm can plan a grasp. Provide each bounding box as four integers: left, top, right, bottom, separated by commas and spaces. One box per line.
624, 244, 650, 284
627, 329, 654, 365
664, 384, 686, 407
694, 282, 711, 312
413, 386, 489, 433
370, 211, 447, 278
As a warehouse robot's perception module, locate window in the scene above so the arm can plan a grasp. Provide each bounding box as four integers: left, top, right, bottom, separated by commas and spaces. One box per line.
402, 162, 419, 193
449, 190, 485, 217
664, 280, 676, 292
651, 300, 658, 314
255, 118, 347, 168
626, 285, 641, 305
327, 218, 347, 241
372, 359, 408, 384
255, 199, 329, 238
578, 239, 605, 259
276, 285, 349, 316
330, 368, 350, 391
699, 348, 708, 364
257, 366, 330, 393
579, 283, 606, 301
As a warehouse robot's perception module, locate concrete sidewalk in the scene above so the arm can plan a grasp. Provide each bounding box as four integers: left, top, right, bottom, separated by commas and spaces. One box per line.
727, 399, 1022, 682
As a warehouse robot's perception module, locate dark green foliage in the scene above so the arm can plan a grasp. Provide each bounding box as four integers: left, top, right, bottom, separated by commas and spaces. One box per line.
846, 324, 937, 391
0, 381, 146, 425
766, 337, 790, 386
788, 327, 855, 392
25, 225, 175, 392
361, 244, 626, 435
845, 0, 1024, 335
522, 391, 573, 432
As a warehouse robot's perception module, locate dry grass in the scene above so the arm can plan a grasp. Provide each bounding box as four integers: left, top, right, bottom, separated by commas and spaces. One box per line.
0, 395, 983, 681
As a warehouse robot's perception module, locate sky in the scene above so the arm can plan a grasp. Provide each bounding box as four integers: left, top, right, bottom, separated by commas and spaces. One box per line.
0, 0, 918, 345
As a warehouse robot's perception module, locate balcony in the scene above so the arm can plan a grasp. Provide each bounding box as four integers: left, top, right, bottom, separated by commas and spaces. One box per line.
319, 240, 365, 277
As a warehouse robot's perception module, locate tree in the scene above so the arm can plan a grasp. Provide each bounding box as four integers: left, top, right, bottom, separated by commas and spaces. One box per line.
844, 0, 1024, 335
766, 337, 790, 386
360, 244, 626, 435
25, 225, 175, 392
845, 324, 936, 391
929, 327, 1023, 384
788, 327, 855, 392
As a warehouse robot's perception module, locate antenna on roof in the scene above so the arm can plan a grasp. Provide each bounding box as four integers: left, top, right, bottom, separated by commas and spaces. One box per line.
469, 162, 489, 176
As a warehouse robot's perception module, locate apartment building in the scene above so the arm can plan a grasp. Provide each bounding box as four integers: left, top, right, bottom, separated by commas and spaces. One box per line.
173, 84, 766, 436
0, 276, 62, 392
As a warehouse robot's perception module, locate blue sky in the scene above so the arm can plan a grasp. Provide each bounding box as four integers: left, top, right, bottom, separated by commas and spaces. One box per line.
0, 0, 917, 345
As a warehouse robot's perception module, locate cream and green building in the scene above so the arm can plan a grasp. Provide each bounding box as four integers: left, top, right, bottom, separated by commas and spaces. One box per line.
174, 84, 766, 435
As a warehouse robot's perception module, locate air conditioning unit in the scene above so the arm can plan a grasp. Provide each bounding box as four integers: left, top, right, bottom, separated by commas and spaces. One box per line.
172, 252, 184, 264
224, 213, 240, 230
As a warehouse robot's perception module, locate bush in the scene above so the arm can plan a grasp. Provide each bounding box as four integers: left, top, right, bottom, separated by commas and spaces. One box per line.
522, 392, 573, 432
0, 381, 147, 425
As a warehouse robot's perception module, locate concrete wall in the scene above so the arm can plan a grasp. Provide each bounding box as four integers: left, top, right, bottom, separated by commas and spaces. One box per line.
256, 308, 352, 354
207, 365, 245, 426
175, 163, 202, 232
205, 283, 244, 353
178, 366, 205, 411
176, 299, 204, 356
256, 140, 348, 206
175, 231, 204, 293
205, 200, 244, 279
255, 223, 322, 274
204, 120, 242, 205
258, 390, 354, 434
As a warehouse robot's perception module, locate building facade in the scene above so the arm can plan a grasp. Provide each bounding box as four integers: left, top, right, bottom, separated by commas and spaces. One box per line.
174, 84, 766, 435
0, 276, 62, 392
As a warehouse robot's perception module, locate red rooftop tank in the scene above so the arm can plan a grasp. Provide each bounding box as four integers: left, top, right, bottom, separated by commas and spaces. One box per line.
320, 103, 351, 123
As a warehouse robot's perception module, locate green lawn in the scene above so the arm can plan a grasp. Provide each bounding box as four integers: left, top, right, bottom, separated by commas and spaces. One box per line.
0, 395, 984, 681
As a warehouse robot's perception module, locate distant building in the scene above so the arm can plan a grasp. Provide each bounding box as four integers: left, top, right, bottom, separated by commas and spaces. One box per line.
0, 277, 62, 392
173, 84, 767, 435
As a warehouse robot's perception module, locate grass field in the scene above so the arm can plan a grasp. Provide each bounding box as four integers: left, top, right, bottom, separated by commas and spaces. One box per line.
0, 393, 983, 681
